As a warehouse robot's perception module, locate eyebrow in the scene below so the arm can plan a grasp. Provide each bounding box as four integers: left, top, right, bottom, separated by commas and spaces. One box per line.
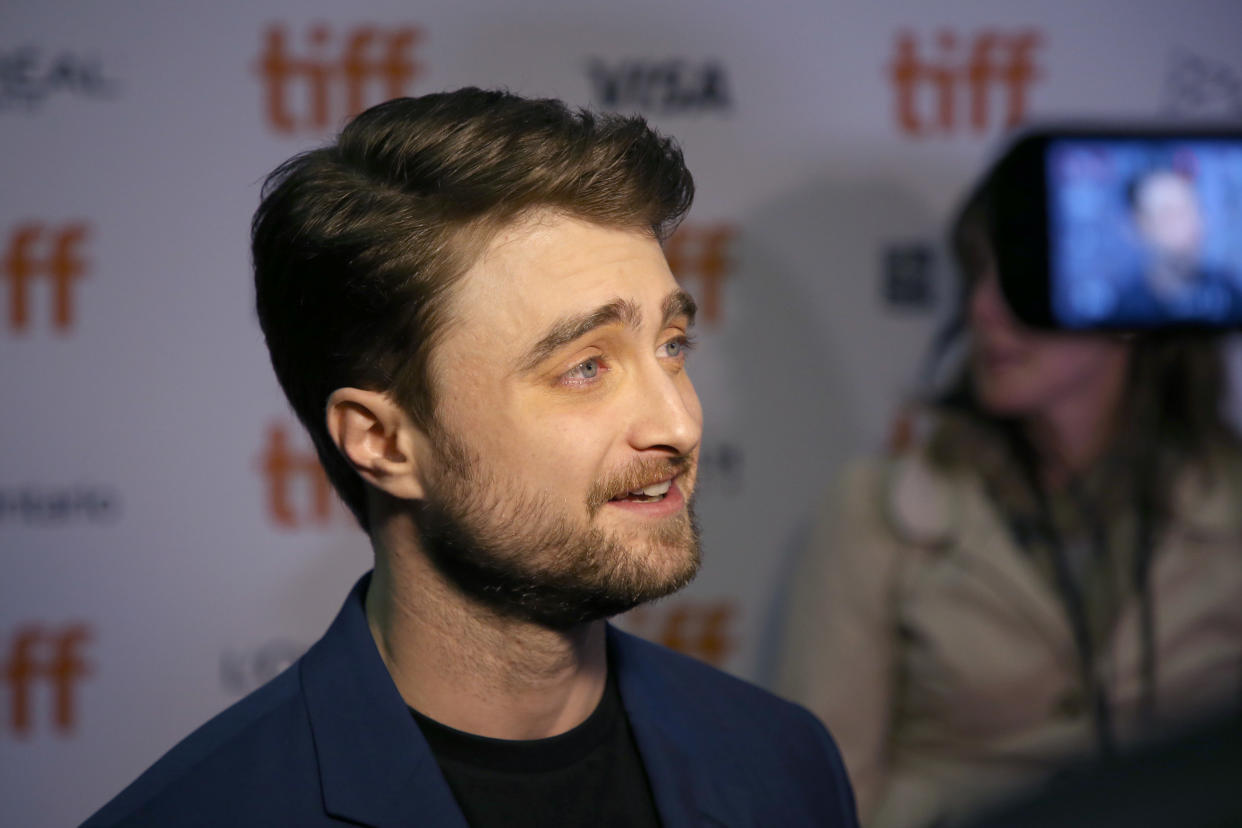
517, 289, 697, 373
662, 289, 697, 330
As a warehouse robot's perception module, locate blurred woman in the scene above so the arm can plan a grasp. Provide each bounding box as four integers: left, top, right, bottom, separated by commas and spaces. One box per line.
777, 199, 1242, 828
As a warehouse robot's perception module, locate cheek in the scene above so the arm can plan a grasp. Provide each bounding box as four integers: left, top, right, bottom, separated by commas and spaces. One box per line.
970, 351, 1050, 414
974, 364, 1039, 413
433, 373, 541, 475
1033, 343, 1117, 386
509, 413, 617, 492
974, 343, 1122, 416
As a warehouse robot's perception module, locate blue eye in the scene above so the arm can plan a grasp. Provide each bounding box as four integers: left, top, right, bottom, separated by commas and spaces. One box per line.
565, 358, 601, 380
661, 336, 694, 359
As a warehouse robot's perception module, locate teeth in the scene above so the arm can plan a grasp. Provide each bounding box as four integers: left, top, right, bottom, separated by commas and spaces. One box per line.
629, 480, 672, 497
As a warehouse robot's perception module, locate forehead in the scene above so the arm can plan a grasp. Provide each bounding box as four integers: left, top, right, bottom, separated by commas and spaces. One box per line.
446, 211, 678, 341
1139, 172, 1195, 210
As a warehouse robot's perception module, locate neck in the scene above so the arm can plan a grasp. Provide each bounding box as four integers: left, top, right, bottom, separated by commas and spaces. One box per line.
1024, 369, 1127, 491
364, 510, 607, 741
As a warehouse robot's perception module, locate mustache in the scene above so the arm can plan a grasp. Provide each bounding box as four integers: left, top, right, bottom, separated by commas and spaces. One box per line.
586, 453, 696, 514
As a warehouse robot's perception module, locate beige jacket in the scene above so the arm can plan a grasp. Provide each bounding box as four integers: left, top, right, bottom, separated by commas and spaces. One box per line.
777, 448, 1242, 828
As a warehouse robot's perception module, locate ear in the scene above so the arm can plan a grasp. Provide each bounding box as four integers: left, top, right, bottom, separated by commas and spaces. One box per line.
324, 388, 430, 501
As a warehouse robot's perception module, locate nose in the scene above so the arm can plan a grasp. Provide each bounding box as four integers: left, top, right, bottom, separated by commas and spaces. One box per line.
625, 361, 702, 458
968, 266, 1016, 331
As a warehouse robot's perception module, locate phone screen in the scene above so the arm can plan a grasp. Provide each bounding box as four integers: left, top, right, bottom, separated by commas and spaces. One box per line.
1046, 137, 1242, 328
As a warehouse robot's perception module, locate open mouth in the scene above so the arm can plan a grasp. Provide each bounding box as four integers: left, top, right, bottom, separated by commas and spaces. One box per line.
610, 478, 673, 503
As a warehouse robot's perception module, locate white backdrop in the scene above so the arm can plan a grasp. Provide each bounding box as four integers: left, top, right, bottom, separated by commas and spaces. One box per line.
3, 1, 1241, 824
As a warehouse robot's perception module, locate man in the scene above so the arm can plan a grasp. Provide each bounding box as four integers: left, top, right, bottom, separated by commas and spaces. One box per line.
1111, 164, 1242, 324
84, 88, 857, 827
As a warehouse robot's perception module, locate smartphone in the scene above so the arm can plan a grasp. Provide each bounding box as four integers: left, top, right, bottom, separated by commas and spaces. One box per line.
978, 125, 1242, 330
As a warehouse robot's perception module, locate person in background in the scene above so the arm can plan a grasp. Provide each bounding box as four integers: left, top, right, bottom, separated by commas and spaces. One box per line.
777, 192, 1242, 828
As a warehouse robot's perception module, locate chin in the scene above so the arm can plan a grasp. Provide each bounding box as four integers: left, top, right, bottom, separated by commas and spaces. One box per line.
641, 544, 700, 589
621, 523, 702, 593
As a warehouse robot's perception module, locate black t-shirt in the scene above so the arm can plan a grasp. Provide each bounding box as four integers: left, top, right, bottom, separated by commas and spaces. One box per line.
410, 671, 663, 828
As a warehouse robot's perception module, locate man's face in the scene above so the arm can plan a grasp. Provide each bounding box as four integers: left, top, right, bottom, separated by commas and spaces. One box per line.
1134, 171, 1204, 260
413, 210, 703, 628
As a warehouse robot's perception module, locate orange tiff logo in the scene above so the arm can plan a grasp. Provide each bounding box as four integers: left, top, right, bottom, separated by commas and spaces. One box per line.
2, 623, 93, 739
665, 223, 735, 327
254, 23, 424, 134
624, 600, 738, 667
2, 222, 89, 333
259, 422, 340, 528
888, 29, 1043, 136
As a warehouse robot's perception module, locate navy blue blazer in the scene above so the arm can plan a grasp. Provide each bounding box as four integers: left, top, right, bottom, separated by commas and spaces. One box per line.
85, 574, 857, 827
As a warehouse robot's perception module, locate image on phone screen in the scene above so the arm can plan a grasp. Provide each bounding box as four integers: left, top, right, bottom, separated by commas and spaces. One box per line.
1047, 138, 1242, 328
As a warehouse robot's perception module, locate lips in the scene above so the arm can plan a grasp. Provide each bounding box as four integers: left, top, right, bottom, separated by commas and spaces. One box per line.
604, 475, 687, 519
588, 455, 695, 514
612, 478, 674, 503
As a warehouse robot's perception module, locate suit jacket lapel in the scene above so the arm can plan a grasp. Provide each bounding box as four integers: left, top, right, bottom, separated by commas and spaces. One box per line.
609, 626, 738, 828
300, 573, 469, 828
299, 579, 754, 827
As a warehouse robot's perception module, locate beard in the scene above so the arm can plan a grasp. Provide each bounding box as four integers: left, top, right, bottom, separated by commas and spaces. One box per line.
411, 427, 701, 630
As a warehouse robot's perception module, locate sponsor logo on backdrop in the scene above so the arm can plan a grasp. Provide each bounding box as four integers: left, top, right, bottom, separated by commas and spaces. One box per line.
588, 58, 731, 114
221, 638, 306, 695
257, 422, 744, 516
882, 241, 938, 310
255, 23, 424, 134
1164, 49, 1242, 119
888, 29, 1043, 137
3, 222, 89, 334
2, 623, 92, 739
258, 422, 347, 528
621, 601, 738, 667
0, 485, 120, 525
665, 222, 736, 328
0, 46, 119, 110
